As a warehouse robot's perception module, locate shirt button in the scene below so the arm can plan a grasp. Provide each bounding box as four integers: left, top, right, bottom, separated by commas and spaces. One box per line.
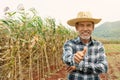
80, 68, 82, 71
84, 68, 87, 72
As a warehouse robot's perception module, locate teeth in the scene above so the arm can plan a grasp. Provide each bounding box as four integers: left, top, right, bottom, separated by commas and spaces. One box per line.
83, 33, 89, 34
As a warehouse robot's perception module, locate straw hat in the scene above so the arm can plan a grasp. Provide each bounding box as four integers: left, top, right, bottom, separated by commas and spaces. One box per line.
67, 11, 101, 26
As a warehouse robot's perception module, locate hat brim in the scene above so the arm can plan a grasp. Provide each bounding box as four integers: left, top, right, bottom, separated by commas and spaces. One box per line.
67, 18, 101, 26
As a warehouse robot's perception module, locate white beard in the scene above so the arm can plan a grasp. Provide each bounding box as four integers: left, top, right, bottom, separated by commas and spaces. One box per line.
80, 35, 91, 40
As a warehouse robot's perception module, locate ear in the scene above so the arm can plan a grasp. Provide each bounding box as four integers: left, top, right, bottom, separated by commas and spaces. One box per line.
75, 26, 78, 31
93, 25, 95, 30
91, 22, 95, 30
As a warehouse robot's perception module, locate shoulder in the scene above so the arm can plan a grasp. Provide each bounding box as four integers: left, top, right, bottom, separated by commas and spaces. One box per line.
92, 40, 105, 52
64, 38, 77, 46
92, 39, 104, 46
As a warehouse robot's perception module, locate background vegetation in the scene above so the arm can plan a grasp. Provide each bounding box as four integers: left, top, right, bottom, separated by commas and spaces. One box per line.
93, 21, 120, 41
0, 8, 76, 80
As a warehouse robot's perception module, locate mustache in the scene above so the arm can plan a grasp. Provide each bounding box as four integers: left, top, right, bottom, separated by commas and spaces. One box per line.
81, 31, 90, 34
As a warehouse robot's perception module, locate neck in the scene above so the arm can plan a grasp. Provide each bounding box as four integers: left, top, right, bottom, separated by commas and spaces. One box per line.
80, 37, 90, 44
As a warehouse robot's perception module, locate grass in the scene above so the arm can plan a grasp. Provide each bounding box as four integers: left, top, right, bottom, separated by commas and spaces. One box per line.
104, 44, 120, 53
102, 44, 120, 80
106, 52, 120, 80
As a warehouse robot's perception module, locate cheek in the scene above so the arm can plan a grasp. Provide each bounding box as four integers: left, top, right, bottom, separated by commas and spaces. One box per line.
76, 29, 82, 34
90, 29, 94, 32
76, 27, 82, 31
88, 27, 94, 32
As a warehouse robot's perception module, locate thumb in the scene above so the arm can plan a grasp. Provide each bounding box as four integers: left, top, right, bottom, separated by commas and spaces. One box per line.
82, 47, 87, 54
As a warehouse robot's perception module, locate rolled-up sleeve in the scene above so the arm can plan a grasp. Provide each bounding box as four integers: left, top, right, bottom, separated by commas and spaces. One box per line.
62, 41, 74, 66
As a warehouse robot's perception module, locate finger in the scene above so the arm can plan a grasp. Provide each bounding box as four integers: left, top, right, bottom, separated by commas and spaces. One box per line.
66, 66, 72, 72
74, 56, 79, 63
75, 54, 83, 60
74, 57, 80, 63
74, 55, 82, 63
67, 66, 76, 72
66, 66, 69, 70
82, 47, 87, 54
77, 51, 85, 57
66, 66, 70, 72
77, 52, 84, 57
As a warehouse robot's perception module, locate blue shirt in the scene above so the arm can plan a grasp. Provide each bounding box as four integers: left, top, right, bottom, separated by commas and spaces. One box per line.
62, 37, 108, 80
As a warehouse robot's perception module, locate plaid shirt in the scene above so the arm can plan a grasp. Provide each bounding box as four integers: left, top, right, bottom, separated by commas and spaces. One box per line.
62, 37, 108, 80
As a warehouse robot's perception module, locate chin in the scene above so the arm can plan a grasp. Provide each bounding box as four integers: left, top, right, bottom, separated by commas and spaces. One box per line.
80, 36, 90, 40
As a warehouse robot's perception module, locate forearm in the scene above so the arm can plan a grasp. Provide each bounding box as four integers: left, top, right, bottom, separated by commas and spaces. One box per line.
85, 61, 108, 74
76, 60, 108, 74
62, 53, 74, 66
62, 41, 75, 66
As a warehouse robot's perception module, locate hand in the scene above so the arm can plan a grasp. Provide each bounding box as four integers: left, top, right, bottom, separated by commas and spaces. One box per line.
74, 47, 87, 63
66, 66, 76, 72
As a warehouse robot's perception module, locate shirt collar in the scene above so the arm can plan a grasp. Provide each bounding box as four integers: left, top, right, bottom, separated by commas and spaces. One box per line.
74, 36, 94, 46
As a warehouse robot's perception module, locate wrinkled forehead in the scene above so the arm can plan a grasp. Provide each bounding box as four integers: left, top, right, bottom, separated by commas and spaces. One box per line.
76, 21, 94, 25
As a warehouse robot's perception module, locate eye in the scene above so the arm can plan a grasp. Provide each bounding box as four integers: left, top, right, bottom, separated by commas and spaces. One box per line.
87, 24, 92, 28
77, 23, 84, 27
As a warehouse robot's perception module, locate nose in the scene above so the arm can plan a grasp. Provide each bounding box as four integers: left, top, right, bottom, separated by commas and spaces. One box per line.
83, 26, 88, 30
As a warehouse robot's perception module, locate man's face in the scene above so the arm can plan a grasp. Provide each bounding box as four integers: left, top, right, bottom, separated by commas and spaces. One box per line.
75, 21, 94, 40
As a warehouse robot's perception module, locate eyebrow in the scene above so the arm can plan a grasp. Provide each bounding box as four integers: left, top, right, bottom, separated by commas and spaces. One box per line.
75, 22, 94, 25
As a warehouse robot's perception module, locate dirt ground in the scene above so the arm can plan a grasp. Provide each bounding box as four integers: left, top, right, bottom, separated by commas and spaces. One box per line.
45, 52, 120, 80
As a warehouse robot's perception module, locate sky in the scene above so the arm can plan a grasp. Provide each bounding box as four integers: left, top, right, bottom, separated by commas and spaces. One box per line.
0, 0, 120, 27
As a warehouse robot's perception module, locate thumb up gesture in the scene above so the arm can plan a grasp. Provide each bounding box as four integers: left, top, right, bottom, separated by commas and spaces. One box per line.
74, 47, 87, 63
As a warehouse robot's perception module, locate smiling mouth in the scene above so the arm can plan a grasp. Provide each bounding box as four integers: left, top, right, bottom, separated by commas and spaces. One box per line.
82, 32, 90, 36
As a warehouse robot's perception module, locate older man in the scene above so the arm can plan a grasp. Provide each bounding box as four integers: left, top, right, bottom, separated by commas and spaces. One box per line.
62, 11, 108, 80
